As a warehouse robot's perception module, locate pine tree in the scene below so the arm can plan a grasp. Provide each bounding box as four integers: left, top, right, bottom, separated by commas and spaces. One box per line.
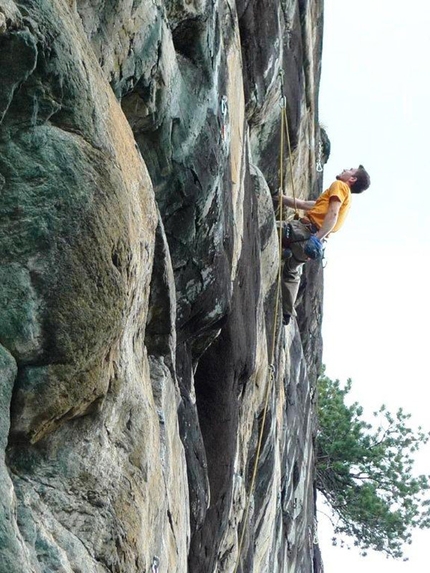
316, 370, 430, 558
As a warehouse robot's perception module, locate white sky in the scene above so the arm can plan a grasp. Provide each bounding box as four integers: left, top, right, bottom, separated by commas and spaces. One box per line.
318, 0, 430, 570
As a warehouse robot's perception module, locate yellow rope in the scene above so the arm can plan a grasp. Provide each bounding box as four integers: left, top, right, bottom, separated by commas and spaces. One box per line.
232, 84, 292, 573
282, 105, 299, 217
275, 76, 299, 220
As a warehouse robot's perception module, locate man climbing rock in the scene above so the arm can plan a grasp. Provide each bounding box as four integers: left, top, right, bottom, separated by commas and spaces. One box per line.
274, 165, 371, 325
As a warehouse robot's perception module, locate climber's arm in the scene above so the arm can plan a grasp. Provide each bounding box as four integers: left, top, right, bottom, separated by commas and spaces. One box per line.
274, 195, 316, 210
315, 197, 341, 240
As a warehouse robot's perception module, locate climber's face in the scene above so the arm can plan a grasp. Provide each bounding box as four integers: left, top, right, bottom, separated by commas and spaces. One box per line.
336, 168, 358, 183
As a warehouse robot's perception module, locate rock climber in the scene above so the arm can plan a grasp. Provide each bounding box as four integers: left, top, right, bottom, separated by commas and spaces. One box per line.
274, 165, 371, 325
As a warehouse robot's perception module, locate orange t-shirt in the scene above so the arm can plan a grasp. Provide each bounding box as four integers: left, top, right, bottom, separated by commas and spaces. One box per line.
307, 180, 351, 233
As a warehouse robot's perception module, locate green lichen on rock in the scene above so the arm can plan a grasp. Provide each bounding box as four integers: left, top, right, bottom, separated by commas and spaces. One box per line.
0, 265, 41, 361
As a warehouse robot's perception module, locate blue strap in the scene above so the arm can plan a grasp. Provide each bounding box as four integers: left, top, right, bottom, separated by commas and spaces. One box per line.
304, 235, 324, 260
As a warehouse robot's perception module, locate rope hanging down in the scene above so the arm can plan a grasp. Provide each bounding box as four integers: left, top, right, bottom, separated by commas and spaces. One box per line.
278, 70, 299, 219
232, 72, 292, 573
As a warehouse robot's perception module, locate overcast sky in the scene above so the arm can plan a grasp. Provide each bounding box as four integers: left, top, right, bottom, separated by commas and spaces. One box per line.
318, 0, 430, 571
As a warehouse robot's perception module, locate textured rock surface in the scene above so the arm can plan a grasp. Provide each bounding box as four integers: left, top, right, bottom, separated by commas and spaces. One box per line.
0, 0, 325, 571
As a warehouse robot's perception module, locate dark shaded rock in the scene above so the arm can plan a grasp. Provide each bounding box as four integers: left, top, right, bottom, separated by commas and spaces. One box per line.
189, 151, 260, 572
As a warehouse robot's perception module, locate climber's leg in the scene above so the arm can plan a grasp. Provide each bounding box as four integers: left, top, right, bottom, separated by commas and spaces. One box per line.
281, 220, 311, 320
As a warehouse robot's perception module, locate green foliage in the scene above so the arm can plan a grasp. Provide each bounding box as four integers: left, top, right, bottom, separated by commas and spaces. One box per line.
316, 369, 430, 559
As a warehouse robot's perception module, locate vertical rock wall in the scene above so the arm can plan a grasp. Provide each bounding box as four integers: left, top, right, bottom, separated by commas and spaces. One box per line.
0, 0, 325, 572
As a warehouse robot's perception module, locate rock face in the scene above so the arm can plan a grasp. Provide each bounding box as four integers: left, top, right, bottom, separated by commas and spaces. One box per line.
0, 1, 325, 572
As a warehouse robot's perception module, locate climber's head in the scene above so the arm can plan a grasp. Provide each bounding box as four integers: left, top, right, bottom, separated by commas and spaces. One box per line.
336, 165, 370, 193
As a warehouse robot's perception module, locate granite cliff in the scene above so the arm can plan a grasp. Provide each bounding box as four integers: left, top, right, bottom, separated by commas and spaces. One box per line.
0, 0, 326, 571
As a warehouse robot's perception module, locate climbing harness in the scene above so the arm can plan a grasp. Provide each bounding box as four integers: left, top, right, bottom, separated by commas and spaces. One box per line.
281, 222, 324, 261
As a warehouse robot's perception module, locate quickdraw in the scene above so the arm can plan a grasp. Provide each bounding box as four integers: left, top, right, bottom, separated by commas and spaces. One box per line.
151, 556, 160, 573
316, 137, 324, 173
221, 95, 228, 140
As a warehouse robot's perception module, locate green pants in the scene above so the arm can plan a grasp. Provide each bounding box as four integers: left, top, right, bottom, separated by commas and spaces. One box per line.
281, 219, 313, 316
